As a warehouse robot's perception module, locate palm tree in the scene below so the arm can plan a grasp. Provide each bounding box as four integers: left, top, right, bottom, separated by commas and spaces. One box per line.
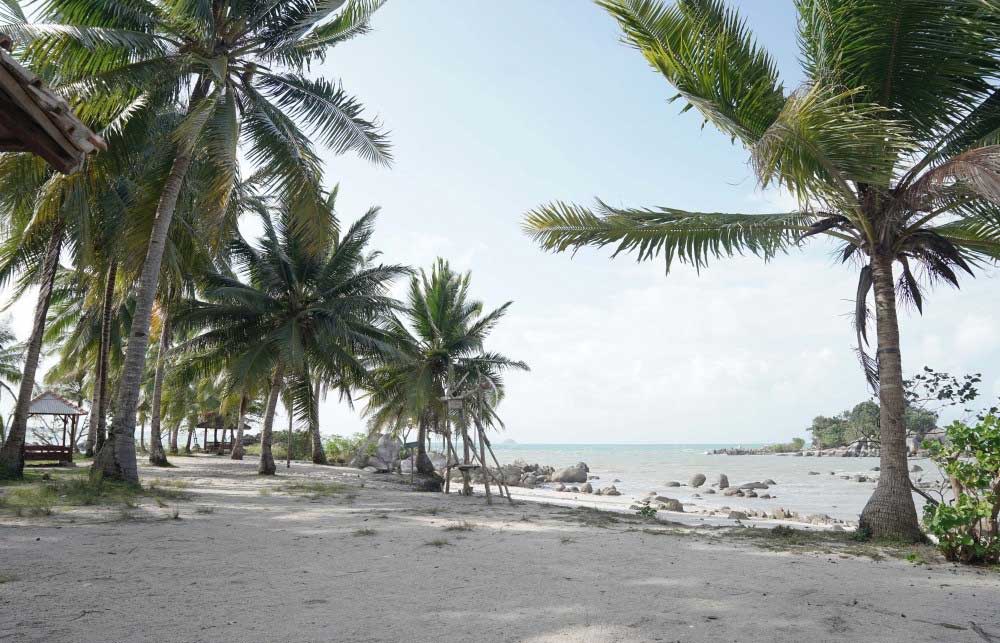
174, 205, 406, 474
365, 259, 529, 475
0, 323, 21, 444
12, 0, 393, 482
523, 0, 1000, 541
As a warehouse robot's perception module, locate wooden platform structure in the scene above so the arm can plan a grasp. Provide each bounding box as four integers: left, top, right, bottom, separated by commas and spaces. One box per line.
195, 413, 249, 455
24, 391, 86, 464
0, 38, 105, 173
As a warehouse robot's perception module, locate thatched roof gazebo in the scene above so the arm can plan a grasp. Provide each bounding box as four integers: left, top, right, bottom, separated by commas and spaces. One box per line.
0, 38, 105, 173
25, 391, 86, 463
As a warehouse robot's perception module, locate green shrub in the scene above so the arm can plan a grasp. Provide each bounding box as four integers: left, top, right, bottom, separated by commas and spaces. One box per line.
922, 415, 1000, 564
324, 433, 370, 464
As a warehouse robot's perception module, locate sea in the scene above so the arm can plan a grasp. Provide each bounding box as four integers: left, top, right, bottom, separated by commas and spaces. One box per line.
489, 443, 938, 523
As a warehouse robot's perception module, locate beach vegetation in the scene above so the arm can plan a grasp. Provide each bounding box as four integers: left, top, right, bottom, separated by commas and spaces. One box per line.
525, 0, 1000, 541
922, 415, 1000, 564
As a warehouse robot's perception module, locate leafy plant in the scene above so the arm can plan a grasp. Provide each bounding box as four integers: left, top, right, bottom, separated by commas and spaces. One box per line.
922, 416, 1000, 564
635, 500, 658, 520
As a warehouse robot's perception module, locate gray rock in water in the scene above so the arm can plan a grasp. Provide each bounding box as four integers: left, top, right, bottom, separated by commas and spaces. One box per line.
556, 483, 566, 492
704, 488, 716, 494
657, 498, 684, 512
569, 486, 579, 493
909, 464, 923, 473
746, 490, 758, 498
763, 478, 776, 485
602, 485, 622, 496
852, 474, 868, 483
665, 481, 681, 487
580, 482, 593, 493
716, 474, 730, 489
722, 487, 741, 497
808, 471, 821, 475
689, 473, 707, 488
738, 481, 769, 490
871, 466, 880, 472
728, 511, 748, 520
759, 494, 771, 499
551, 463, 589, 483
362, 466, 378, 473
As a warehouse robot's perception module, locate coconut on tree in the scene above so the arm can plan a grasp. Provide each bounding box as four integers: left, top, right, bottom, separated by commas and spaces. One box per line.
523, 0, 1000, 541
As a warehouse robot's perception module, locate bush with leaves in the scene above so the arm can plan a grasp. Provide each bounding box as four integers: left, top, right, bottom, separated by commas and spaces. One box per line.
922, 416, 1000, 564
324, 433, 372, 465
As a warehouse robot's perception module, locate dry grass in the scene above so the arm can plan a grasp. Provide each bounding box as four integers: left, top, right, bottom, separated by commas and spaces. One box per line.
443, 521, 476, 532
424, 538, 451, 548
353, 528, 377, 537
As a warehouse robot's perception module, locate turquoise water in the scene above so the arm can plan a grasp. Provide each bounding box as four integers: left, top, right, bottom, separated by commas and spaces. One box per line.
489, 443, 937, 522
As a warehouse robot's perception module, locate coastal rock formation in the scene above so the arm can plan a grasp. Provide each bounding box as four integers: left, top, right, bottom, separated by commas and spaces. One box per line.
722, 487, 741, 497
716, 474, 729, 489
910, 465, 923, 473
728, 511, 748, 520
580, 482, 593, 493
763, 479, 776, 485
657, 497, 684, 512
689, 473, 706, 488
704, 488, 715, 494
738, 481, 769, 490
599, 485, 621, 496
366, 433, 401, 472
551, 462, 589, 483
665, 481, 681, 487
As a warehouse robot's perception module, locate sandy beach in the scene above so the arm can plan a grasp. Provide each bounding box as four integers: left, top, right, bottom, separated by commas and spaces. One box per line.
2, 456, 998, 643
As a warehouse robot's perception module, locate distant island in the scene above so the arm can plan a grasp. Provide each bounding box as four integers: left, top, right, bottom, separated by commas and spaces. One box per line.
501, 438, 518, 445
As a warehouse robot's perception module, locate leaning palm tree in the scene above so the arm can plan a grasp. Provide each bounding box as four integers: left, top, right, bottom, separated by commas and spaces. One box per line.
524, 0, 1000, 540
10, 0, 392, 482
364, 259, 529, 475
174, 205, 406, 474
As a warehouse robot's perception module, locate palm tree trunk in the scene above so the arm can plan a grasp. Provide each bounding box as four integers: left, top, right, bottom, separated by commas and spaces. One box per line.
94, 261, 117, 451
231, 394, 247, 460
94, 146, 195, 483
184, 426, 193, 454
310, 378, 327, 465
148, 308, 171, 466
0, 221, 64, 479
286, 401, 292, 469
416, 412, 435, 475
168, 423, 179, 455
259, 364, 285, 475
859, 253, 922, 542
139, 418, 146, 452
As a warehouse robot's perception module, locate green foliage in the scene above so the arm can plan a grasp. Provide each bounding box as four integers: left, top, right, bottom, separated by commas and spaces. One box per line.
764, 437, 805, 453
324, 433, 370, 464
808, 399, 938, 448
923, 415, 1000, 564
634, 499, 658, 520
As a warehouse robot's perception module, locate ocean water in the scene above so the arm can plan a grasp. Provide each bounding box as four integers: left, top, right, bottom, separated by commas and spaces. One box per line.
489, 443, 938, 523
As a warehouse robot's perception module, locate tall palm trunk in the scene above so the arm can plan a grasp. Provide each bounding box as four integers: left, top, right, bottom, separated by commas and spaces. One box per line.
0, 221, 64, 478
86, 261, 118, 456
169, 424, 179, 455
416, 411, 435, 475
148, 308, 171, 466
259, 364, 285, 475
184, 424, 193, 454
310, 378, 327, 464
859, 252, 922, 541
139, 418, 146, 452
231, 394, 247, 460
95, 78, 208, 482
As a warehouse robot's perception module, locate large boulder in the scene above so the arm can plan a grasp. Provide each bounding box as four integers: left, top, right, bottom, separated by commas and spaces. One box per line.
665, 481, 681, 487
366, 433, 401, 472
716, 474, 729, 489
601, 485, 621, 496
738, 481, 769, 490
551, 462, 589, 483
689, 473, 706, 488
656, 497, 684, 512
580, 482, 593, 493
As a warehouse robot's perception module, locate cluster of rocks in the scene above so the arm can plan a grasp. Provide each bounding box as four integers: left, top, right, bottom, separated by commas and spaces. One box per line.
710, 438, 886, 458
556, 482, 621, 496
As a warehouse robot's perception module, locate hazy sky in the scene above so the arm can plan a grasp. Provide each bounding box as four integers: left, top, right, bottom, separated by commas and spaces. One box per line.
5, 1, 1000, 444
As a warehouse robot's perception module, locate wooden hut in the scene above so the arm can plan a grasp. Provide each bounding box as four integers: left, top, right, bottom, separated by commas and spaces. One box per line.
0, 37, 105, 173
25, 391, 86, 464
195, 412, 249, 455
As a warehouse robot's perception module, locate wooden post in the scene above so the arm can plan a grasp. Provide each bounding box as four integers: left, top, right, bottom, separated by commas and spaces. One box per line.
60, 416, 67, 448
286, 409, 292, 469
203, 427, 207, 451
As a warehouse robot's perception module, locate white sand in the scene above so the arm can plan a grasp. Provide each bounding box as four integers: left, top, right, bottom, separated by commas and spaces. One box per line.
2, 456, 998, 643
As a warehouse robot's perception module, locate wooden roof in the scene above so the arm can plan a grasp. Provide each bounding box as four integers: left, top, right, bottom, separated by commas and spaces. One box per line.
0, 41, 105, 173
28, 390, 87, 416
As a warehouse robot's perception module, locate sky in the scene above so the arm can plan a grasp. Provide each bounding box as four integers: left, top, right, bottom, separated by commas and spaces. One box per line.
5, 1, 1000, 444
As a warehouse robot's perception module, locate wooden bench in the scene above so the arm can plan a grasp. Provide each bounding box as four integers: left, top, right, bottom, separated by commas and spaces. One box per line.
23, 444, 73, 463
203, 441, 233, 453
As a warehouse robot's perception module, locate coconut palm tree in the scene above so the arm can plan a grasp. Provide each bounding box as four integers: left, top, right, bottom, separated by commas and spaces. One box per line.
174, 204, 406, 474
523, 0, 1000, 540
364, 259, 529, 475
8, 0, 393, 482
0, 323, 20, 444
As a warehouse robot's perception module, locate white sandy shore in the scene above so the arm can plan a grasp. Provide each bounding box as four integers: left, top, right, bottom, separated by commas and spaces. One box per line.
2, 456, 998, 643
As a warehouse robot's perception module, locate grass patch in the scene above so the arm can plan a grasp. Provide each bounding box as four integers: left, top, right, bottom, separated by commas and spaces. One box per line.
0, 475, 191, 517
443, 521, 476, 532
726, 525, 941, 562
0, 573, 16, 584
424, 538, 451, 548
276, 481, 347, 500
353, 528, 377, 537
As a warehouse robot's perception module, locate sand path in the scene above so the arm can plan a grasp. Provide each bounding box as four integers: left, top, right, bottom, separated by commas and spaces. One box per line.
1, 456, 998, 642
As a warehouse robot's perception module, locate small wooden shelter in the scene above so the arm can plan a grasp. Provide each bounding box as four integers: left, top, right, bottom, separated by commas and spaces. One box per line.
0, 38, 105, 173
25, 391, 86, 464
195, 412, 248, 455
